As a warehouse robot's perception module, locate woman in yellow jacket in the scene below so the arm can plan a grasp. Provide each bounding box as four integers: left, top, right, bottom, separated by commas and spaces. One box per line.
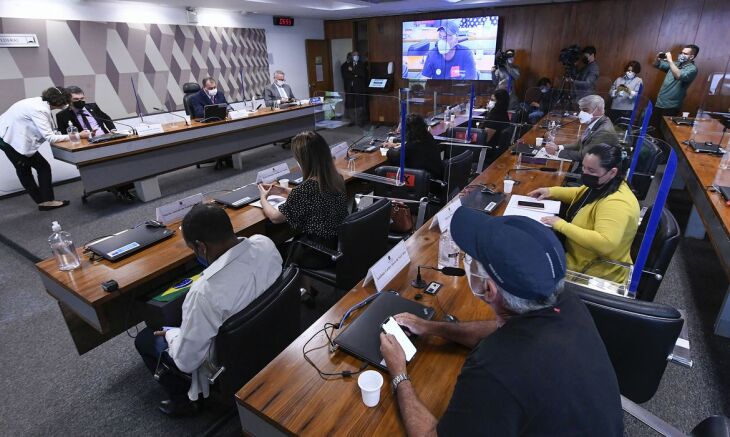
528, 143, 639, 283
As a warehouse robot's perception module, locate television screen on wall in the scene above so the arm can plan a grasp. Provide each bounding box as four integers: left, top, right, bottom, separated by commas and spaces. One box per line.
402, 16, 500, 81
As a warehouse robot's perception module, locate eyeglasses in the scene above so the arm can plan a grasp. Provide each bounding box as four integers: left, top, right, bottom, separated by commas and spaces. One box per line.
464, 254, 489, 279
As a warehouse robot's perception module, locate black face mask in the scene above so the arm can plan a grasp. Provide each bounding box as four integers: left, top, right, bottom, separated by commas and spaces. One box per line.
580, 173, 601, 189
72, 100, 86, 109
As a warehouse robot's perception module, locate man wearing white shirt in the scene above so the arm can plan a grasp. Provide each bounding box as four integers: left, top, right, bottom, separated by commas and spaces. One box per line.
0, 87, 90, 210
263, 70, 296, 107
134, 204, 282, 416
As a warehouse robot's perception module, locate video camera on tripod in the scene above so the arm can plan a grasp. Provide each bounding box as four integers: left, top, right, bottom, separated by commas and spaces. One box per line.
558, 45, 582, 79
494, 49, 515, 68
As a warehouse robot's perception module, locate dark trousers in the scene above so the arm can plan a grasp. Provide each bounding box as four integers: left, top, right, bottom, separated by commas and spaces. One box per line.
134, 327, 191, 402
649, 107, 680, 140
0, 140, 54, 204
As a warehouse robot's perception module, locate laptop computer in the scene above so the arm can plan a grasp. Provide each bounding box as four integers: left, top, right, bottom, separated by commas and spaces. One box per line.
87, 225, 174, 262
334, 292, 434, 370
212, 184, 261, 208
461, 188, 506, 214
351, 138, 380, 153
201, 104, 227, 122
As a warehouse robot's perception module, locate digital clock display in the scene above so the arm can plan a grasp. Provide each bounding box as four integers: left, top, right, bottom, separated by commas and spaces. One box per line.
274, 16, 294, 26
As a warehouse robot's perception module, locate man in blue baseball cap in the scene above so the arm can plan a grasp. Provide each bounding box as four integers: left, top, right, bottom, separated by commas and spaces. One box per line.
379, 207, 623, 436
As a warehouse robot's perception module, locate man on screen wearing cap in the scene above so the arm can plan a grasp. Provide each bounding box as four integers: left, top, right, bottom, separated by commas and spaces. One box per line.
421, 20, 477, 80
379, 208, 623, 436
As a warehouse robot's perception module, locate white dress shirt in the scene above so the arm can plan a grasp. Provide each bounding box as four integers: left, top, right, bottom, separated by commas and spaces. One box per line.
0, 97, 68, 156
164, 235, 283, 400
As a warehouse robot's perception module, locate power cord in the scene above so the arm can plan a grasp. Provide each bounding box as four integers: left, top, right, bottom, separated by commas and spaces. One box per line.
302, 322, 368, 380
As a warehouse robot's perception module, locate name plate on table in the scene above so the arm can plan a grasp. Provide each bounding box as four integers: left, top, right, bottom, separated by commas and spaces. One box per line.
155, 193, 203, 225
229, 109, 250, 120
363, 240, 411, 291
136, 123, 164, 137
429, 198, 462, 233
256, 163, 291, 184
331, 141, 349, 159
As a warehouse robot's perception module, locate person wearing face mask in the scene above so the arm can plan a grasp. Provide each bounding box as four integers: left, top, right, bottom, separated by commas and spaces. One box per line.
264, 70, 296, 107
482, 89, 510, 149
0, 87, 89, 210
525, 77, 556, 124
651, 44, 700, 134
570, 46, 600, 100
421, 20, 477, 80
56, 85, 115, 138
544, 94, 618, 162
608, 61, 643, 122
134, 203, 282, 417
340, 51, 370, 126
190, 77, 228, 119
378, 208, 623, 436
529, 143, 639, 283
491, 49, 521, 108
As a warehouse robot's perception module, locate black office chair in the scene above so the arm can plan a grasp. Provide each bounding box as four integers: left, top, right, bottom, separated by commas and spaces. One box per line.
441, 127, 488, 174
630, 136, 665, 201
372, 166, 433, 243
432, 150, 473, 205
570, 284, 729, 436
182, 83, 200, 116
213, 266, 302, 402
291, 198, 392, 292
629, 207, 681, 301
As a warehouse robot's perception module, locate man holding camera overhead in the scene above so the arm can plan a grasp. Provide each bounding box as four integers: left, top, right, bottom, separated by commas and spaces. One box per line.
650, 45, 699, 132
492, 49, 520, 108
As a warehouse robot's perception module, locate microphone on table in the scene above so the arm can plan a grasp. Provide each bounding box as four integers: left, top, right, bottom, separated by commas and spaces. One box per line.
412, 265, 465, 289
92, 115, 138, 136
153, 107, 190, 126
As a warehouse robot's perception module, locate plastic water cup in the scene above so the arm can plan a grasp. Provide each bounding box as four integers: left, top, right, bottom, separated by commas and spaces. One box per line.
503, 179, 515, 194
184, 115, 191, 126
357, 370, 383, 407
682, 112, 690, 118
535, 137, 544, 147
278, 179, 289, 188
449, 114, 456, 124
380, 147, 388, 156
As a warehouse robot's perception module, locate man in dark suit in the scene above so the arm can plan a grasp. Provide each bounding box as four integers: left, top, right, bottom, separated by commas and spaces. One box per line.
263, 70, 296, 107
545, 95, 618, 162
570, 46, 600, 101
56, 86, 115, 136
341, 51, 369, 126
190, 77, 228, 119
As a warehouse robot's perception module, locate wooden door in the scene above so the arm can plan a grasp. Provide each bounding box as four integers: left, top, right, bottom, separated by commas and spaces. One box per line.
305, 39, 333, 98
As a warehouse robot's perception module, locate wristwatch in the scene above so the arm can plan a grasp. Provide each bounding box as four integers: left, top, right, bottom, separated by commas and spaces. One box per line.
391, 373, 410, 394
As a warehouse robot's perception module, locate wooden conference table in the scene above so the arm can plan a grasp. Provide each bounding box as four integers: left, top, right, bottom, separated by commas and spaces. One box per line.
234, 118, 578, 436
661, 116, 730, 337
51, 103, 317, 202
33, 113, 469, 354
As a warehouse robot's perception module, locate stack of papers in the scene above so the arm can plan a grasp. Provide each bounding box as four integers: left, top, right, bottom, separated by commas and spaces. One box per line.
502, 195, 561, 225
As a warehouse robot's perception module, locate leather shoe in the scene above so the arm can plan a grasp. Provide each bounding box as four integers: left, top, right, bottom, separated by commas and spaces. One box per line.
38, 200, 70, 211
158, 399, 200, 417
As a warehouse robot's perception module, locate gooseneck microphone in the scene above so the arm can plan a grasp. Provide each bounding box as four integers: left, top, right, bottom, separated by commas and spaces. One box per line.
153, 107, 190, 126
412, 265, 466, 288
91, 115, 138, 136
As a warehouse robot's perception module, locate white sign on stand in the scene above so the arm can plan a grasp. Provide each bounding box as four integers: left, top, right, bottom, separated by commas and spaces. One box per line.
330, 141, 349, 159
229, 110, 250, 120
155, 193, 203, 225
256, 163, 291, 184
429, 198, 462, 233
362, 240, 411, 291
136, 123, 165, 137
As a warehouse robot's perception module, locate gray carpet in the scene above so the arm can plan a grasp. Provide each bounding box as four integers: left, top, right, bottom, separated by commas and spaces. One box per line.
1, 142, 729, 435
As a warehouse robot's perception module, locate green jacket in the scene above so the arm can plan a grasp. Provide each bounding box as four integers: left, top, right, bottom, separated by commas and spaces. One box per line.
654, 60, 698, 109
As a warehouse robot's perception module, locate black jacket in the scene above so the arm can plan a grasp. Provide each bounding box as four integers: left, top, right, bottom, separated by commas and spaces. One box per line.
387, 135, 443, 179
56, 103, 115, 134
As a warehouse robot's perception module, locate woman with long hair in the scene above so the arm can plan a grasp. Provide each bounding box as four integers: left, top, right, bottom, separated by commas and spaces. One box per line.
528, 143, 639, 283
385, 113, 443, 178
259, 131, 348, 268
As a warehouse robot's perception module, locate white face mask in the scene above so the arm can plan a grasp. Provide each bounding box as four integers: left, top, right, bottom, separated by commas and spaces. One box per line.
437, 39, 451, 55
625, 71, 635, 80
507, 58, 514, 64
207, 88, 217, 96
276, 79, 285, 86
465, 255, 489, 297
677, 53, 689, 63
578, 109, 594, 124
352, 55, 359, 62
486, 100, 496, 110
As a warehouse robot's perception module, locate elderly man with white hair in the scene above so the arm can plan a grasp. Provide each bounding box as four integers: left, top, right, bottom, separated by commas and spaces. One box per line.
545, 94, 618, 162
264, 70, 296, 107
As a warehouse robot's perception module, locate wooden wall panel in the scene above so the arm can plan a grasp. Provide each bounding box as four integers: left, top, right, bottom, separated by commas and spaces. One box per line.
324, 0, 730, 121
324, 20, 353, 40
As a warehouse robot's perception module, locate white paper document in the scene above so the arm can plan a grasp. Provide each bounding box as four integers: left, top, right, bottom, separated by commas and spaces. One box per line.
502, 195, 560, 225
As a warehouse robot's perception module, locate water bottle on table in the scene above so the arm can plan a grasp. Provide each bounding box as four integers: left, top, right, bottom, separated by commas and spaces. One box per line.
49, 221, 80, 271
66, 121, 80, 144
438, 231, 460, 269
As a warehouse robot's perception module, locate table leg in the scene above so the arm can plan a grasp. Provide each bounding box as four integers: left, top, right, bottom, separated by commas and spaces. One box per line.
134, 177, 162, 202
685, 206, 707, 239
232, 152, 246, 170
671, 170, 686, 190
715, 284, 730, 337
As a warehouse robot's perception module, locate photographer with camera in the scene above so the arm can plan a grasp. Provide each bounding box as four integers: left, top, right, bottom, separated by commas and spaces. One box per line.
491, 49, 521, 98
650, 45, 699, 133
568, 46, 600, 100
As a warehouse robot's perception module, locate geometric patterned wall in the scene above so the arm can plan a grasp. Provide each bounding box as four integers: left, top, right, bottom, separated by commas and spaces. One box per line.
0, 18, 269, 119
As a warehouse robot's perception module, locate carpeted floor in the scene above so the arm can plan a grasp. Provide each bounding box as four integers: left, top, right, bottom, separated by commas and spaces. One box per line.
1, 142, 729, 436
